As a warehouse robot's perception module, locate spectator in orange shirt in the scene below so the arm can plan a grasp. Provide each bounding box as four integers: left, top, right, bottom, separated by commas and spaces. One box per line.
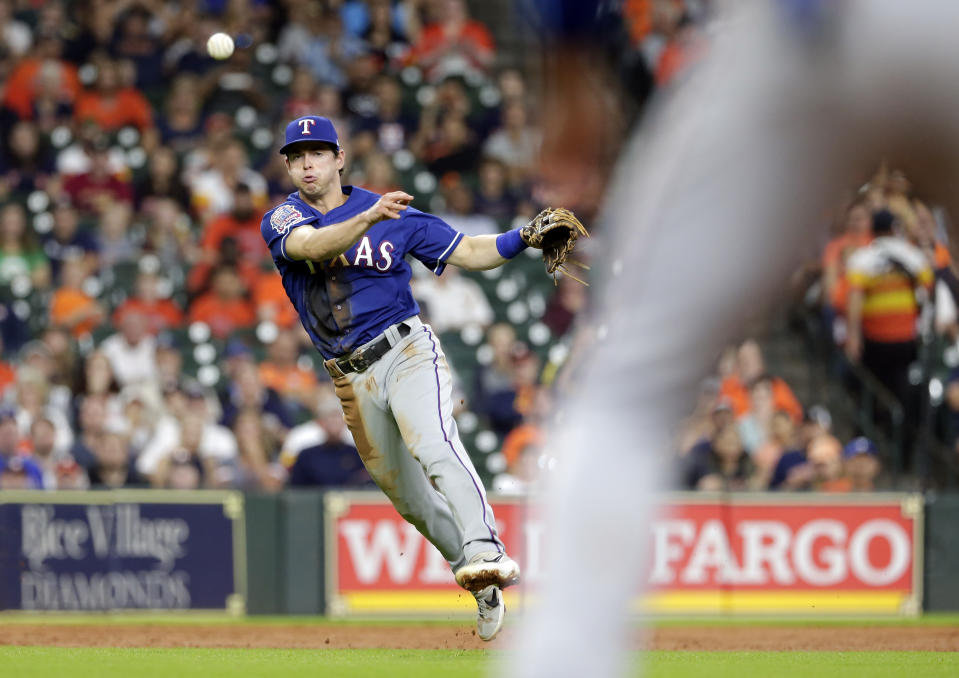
252, 267, 298, 329
189, 184, 263, 293
822, 199, 873, 319
188, 266, 256, 339
112, 269, 184, 335
74, 57, 153, 132
0, 335, 15, 399
3, 36, 80, 121
49, 256, 105, 339
719, 339, 803, 424
407, 0, 495, 82
258, 329, 318, 410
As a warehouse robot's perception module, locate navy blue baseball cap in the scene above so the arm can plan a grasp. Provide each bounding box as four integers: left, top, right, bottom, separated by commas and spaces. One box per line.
843, 436, 878, 458
279, 115, 340, 155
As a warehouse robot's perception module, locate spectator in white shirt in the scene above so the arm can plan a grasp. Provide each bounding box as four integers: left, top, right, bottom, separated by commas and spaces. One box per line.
100, 309, 157, 388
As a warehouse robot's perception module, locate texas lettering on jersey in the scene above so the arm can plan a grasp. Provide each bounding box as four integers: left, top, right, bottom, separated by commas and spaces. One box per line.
325, 236, 395, 271
261, 185, 464, 359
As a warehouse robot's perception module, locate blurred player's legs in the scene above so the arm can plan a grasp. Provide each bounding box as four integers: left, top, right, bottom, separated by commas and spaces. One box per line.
503, 1, 959, 676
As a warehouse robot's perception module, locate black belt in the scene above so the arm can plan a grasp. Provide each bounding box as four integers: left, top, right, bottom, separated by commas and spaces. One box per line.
334, 323, 412, 374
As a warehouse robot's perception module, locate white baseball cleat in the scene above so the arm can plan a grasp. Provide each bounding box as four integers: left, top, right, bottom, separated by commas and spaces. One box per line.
455, 551, 520, 592
474, 585, 505, 642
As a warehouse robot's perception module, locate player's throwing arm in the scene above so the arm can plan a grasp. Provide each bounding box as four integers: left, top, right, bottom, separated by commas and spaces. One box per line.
284, 191, 413, 262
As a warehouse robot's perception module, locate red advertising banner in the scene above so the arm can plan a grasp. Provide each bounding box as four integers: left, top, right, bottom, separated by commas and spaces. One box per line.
323, 493, 922, 616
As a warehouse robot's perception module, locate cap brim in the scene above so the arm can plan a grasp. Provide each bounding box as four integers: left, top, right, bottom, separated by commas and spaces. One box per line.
279, 140, 339, 155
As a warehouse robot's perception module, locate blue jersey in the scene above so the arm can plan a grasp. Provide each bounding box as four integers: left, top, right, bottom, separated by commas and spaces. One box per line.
261, 186, 464, 359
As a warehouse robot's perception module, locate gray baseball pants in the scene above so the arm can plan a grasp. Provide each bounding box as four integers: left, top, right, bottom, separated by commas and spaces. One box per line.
324, 316, 504, 572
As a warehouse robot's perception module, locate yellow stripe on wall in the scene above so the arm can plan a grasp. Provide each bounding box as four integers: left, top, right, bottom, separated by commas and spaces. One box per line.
336, 590, 908, 615
639, 590, 908, 613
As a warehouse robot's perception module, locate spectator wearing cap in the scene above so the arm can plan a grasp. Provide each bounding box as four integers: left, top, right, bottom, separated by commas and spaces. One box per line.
843, 436, 881, 492
0, 407, 43, 489
188, 266, 257, 339
112, 270, 184, 336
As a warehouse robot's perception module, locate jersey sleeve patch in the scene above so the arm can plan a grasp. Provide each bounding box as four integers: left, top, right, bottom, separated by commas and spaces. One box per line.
270, 204, 305, 235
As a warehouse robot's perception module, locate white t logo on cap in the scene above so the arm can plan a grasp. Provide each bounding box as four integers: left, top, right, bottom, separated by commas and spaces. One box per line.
298, 118, 316, 135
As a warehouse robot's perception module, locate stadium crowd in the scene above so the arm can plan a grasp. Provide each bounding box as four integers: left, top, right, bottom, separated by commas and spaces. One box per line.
0, 0, 707, 493
14, 0, 933, 497
675, 162, 959, 493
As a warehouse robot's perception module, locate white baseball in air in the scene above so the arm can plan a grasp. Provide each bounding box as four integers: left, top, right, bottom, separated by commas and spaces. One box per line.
207, 32, 234, 60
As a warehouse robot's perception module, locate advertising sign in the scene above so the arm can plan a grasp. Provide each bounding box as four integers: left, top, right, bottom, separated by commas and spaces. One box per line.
0, 491, 246, 613
324, 493, 922, 616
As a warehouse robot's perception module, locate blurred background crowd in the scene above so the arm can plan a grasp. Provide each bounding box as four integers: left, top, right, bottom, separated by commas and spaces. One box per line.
2, 0, 956, 497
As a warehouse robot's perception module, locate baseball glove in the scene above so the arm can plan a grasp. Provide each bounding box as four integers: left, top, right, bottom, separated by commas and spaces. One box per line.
521, 207, 590, 284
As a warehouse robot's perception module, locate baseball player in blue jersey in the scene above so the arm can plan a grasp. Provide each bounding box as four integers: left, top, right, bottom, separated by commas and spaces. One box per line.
261, 115, 531, 640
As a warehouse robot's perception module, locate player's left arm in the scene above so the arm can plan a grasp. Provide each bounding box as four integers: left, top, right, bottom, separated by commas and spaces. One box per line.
445, 234, 512, 271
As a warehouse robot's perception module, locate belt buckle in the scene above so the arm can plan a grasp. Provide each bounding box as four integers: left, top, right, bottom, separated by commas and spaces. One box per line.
348, 349, 368, 373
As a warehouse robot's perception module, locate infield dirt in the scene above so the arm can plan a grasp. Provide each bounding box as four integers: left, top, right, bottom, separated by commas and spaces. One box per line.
1, 623, 957, 651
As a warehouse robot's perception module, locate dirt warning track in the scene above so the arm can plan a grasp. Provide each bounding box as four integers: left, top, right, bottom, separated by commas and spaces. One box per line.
1, 623, 958, 651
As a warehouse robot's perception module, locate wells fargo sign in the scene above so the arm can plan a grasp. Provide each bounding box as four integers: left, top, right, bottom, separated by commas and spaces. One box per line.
323, 493, 922, 616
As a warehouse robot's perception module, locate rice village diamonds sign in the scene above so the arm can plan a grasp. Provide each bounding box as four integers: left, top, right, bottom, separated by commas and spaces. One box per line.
0, 491, 246, 612
323, 492, 923, 617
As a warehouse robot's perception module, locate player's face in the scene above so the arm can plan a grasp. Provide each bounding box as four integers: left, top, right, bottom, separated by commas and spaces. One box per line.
285, 143, 344, 200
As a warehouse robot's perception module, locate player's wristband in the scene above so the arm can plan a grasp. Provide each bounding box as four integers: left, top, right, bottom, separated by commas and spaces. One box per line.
496, 229, 527, 259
